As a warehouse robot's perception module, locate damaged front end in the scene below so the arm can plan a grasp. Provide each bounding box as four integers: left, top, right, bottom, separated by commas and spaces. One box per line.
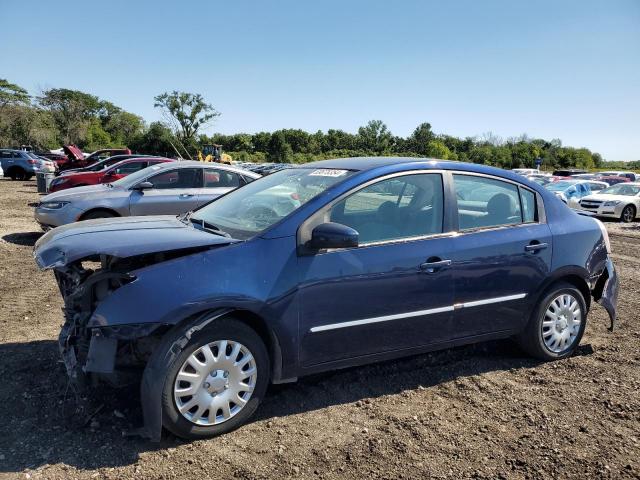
33, 215, 237, 387
54, 255, 167, 387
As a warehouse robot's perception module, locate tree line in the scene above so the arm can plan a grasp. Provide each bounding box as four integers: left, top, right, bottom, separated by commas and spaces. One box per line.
1, 78, 633, 170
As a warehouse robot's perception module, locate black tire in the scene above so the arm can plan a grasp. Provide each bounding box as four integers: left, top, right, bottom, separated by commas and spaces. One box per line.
8, 168, 26, 181
160, 317, 270, 439
80, 210, 116, 220
621, 204, 635, 223
516, 282, 587, 361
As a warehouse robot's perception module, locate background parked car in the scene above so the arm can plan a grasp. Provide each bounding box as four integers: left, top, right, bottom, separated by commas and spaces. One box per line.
34, 161, 260, 229
597, 171, 639, 182
545, 179, 593, 207
598, 175, 631, 186
56, 154, 155, 176
48, 157, 174, 192
0, 149, 54, 180
553, 168, 587, 176
585, 180, 609, 192
578, 182, 640, 223
53, 146, 133, 172
511, 168, 540, 176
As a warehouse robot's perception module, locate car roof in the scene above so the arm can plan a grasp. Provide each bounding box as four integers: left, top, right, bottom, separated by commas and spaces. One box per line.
140, 160, 261, 177
301, 156, 441, 171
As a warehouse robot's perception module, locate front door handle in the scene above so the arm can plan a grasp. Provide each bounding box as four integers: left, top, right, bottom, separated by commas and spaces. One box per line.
419, 258, 452, 273
525, 242, 548, 253
179, 194, 194, 198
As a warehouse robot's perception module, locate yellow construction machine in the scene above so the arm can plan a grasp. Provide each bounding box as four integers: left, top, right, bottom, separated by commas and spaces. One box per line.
198, 144, 232, 164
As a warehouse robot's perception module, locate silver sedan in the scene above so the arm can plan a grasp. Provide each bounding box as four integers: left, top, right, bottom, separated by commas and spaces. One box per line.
34, 161, 261, 229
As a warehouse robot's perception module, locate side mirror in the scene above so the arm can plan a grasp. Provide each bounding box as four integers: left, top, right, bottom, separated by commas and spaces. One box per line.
308, 222, 358, 249
133, 181, 153, 191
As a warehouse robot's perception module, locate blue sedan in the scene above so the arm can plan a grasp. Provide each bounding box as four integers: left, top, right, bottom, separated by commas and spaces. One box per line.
34, 157, 618, 440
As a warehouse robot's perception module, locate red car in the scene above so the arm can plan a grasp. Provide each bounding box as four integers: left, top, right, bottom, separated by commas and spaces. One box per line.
599, 175, 631, 186
54, 145, 133, 172
48, 157, 174, 192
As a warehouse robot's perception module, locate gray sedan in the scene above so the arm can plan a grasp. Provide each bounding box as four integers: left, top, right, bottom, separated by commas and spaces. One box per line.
34, 161, 260, 229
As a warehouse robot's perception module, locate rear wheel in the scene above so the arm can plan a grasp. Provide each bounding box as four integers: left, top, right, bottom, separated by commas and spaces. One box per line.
80, 210, 116, 220
516, 282, 587, 360
621, 204, 635, 223
161, 318, 269, 439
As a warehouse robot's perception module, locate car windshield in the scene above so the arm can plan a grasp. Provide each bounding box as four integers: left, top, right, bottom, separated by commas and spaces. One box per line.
190, 167, 354, 239
599, 184, 640, 196
546, 181, 577, 192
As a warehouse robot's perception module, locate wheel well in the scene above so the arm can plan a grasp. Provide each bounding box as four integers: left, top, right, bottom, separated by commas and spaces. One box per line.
6, 166, 24, 174
79, 208, 120, 220
222, 309, 282, 381
554, 275, 591, 311
170, 308, 283, 383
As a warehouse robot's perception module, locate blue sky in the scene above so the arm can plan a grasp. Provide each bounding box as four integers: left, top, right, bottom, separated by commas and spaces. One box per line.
1, 0, 639, 160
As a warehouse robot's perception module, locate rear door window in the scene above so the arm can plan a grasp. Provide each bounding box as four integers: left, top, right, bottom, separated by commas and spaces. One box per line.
204, 168, 241, 188
454, 174, 523, 230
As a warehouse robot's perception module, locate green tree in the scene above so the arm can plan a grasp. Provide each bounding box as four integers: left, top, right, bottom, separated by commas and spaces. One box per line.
0, 79, 30, 108
424, 139, 454, 159
267, 131, 293, 162
38, 88, 103, 144
357, 120, 393, 153
129, 121, 179, 157
407, 122, 435, 154
104, 110, 144, 145
154, 91, 220, 143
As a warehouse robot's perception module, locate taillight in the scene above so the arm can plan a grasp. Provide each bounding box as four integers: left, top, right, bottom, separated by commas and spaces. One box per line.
28, 159, 38, 164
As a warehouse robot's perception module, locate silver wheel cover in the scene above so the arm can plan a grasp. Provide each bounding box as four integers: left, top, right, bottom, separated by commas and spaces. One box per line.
542, 293, 582, 353
174, 340, 257, 426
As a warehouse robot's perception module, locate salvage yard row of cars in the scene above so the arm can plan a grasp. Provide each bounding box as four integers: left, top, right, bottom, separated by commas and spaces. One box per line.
23, 154, 619, 441
510, 168, 640, 222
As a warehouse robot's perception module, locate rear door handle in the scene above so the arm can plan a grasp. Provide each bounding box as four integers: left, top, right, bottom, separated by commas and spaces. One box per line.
419, 259, 452, 273
525, 242, 548, 252
179, 194, 194, 198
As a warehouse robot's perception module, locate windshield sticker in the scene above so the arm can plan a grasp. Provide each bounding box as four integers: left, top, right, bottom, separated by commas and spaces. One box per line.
309, 169, 348, 177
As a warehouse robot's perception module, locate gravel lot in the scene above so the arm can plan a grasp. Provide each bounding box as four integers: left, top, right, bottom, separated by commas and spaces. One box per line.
0, 179, 639, 480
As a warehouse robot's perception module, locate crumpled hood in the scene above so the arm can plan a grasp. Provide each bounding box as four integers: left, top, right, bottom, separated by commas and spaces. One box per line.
34, 216, 237, 269
63, 145, 85, 161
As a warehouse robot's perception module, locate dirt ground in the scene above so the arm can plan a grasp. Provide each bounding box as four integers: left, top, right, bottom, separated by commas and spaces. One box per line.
0, 179, 639, 480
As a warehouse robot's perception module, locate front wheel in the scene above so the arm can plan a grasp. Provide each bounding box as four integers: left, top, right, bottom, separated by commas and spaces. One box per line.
161, 318, 269, 439
516, 282, 587, 360
621, 204, 635, 223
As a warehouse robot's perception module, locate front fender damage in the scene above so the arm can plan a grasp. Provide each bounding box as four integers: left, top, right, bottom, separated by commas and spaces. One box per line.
43, 247, 216, 437
137, 309, 233, 442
